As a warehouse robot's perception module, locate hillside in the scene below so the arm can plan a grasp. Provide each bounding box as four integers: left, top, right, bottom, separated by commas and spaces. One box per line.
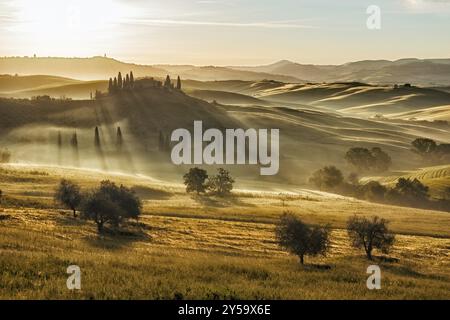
0, 74, 81, 93
1, 80, 450, 185
389, 105, 450, 122
230, 59, 450, 86
186, 81, 450, 117
364, 164, 450, 198
187, 89, 272, 106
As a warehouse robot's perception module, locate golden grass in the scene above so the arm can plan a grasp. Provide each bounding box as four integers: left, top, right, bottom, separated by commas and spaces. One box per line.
0, 164, 449, 299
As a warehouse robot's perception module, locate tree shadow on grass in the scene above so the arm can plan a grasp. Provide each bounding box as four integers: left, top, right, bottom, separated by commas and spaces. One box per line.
83, 223, 152, 250
300, 264, 333, 271
131, 185, 172, 200
54, 211, 88, 227
191, 194, 256, 208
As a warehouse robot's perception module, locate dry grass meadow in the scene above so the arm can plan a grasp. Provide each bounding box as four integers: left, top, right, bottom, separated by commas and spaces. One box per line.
1, 163, 449, 300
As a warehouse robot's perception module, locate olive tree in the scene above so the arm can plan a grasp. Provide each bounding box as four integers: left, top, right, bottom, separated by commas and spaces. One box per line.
275, 212, 330, 265
81, 180, 142, 233
207, 168, 235, 196
347, 215, 395, 260
309, 166, 343, 191
183, 167, 208, 194
55, 179, 82, 217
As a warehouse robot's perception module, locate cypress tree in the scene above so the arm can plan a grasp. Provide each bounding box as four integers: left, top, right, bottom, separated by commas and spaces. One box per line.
130, 71, 134, 88
57, 131, 62, 148
116, 127, 123, 150
118, 72, 123, 89
125, 74, 130, 89
113, 77, 118, 91
108, 78, 113, 94
71, 131, 79, 167
70, 131, 78, 148
176, 76, 181, 90
164, 75, 171, 88
94, 127, 101, 148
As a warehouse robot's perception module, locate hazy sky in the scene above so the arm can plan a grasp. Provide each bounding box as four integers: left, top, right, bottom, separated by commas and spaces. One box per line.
1, 0, 449, 65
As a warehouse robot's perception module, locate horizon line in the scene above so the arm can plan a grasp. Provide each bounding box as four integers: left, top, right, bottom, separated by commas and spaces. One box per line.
1, 55, 450, 68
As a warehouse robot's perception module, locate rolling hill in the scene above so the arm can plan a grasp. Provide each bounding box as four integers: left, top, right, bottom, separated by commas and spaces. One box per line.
0, 56, 302, 83
230, 59, 450, 86
1, 78, 450, 185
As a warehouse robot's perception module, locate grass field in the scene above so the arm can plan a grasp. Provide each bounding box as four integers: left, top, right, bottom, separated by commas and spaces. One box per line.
1, 164, 449, 299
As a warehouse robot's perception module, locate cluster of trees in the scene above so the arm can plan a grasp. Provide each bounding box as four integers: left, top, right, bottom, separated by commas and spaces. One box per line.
411, 138, 450, 164
108, 71, 135, 94
183, 167, 235, 197
276, 212, 395, 264
54, 179, 142, 233
0, 148, 11, 163
308, 142, 450, 211
309, 165, 449, 211
345, 147, 391, 173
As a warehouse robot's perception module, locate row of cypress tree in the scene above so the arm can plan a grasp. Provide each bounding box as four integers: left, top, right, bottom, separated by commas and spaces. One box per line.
108, 72, 135, 94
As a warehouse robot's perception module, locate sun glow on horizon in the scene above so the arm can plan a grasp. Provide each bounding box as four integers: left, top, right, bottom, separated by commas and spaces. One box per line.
6, 0, 137, 56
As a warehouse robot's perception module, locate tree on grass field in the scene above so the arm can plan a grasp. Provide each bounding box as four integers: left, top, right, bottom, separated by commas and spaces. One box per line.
207, 168, 235, 197
345, 147, 391, 173
55, 179, 82, 218
394, 178, 429, 204
358, 181, 387, 202
275, 212, 330, 265
183, 168, 208, 195
347, 216, 395, 260
309, 166, 343, 191
81, 180, 142, 233
411, 138, 437, 161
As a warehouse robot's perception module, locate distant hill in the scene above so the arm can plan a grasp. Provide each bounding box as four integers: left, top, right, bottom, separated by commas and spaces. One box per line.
0, 74, 81, 93
0, 56, 167, 81
230, 59, 450, 86
0, 56, 302, 83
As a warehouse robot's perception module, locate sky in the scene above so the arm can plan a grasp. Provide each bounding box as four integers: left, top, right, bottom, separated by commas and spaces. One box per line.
0, 0, 449, 66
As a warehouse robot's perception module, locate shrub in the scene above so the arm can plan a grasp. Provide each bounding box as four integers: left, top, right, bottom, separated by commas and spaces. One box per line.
54, 179, 82, 217
347, 216, 395, 260
81, 180, 142, 233
183, 167, 208, 194
309, 166, 343, 191
358, 181, 387, 202
275, 212, 330, 265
